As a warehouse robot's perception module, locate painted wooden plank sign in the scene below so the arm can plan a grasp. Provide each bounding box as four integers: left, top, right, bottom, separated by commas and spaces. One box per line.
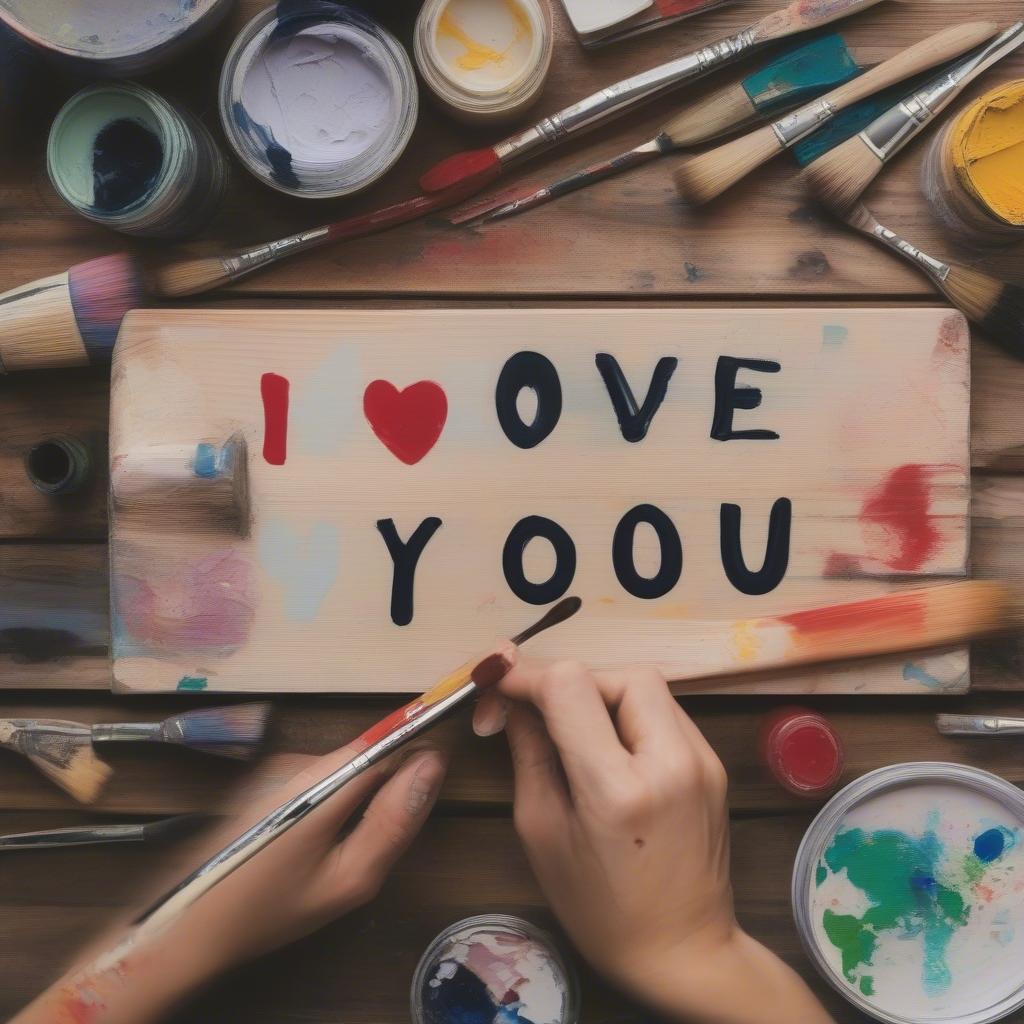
109, 308, 970, 695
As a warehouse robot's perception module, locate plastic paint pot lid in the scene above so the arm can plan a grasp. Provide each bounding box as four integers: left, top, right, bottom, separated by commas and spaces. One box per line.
410, 914, 579, 1024
759, 707, 844, 797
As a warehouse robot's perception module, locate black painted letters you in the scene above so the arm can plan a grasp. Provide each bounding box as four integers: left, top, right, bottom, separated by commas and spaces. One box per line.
377, 517, 443, 626
720, 499, 792, 596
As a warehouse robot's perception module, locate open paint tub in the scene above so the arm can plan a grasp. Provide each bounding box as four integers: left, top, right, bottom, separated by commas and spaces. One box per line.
793, 763, 1024, 1024
411, 915, 579, 1023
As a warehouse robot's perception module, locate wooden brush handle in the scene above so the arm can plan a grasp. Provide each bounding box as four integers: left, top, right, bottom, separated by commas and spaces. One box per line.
818, 22, 997, 114
0, 271, 91, 371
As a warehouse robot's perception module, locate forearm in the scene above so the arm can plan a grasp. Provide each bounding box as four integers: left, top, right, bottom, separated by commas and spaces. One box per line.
11, 923, 217, 1024
627, 931, 835, 1024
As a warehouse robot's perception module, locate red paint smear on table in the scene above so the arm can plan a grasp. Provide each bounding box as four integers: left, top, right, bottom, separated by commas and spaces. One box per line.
779, 591, 926, 637
861, 464, 941, 572
655, 0, 719, 15
261, 372, 290, 466
364, 380, 448, 465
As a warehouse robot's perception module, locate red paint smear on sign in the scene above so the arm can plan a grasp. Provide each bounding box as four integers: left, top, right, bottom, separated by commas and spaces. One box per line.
861, 464, 941, 572
779, 592, 926, 637
364, 379, 448, 466
261, 372, 290, 466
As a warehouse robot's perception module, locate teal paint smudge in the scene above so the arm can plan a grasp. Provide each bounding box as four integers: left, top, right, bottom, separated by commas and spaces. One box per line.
821, 823, 1013, 998
259, 518, 340, 623
816, 863, 828, 887
177, 675, 208, 691
822, 325, 848, 348
902, 662, 943, 690
193, 443, 218, 478
792, 70, 938, 167
743, 34, 862, 118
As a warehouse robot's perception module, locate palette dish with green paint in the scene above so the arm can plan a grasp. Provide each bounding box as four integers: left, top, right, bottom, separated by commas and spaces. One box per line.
793, 763, 1024, 1024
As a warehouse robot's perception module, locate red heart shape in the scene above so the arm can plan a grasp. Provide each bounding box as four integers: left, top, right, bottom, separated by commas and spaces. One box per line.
363, 380, 448, 466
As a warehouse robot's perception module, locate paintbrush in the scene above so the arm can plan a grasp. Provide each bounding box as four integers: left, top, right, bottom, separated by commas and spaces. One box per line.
0, 704, 271, 802
0, 185, 479, 371
418, 0, 890, 196
133, 597, 582, 933
0, 814, 210, 851
803, 22, 1024, 217
674, 21, 999, 205
668, 582, 1012, 683
836, 204, 1024, 358
937, 715, 1024, 737
452, 33, 880, 226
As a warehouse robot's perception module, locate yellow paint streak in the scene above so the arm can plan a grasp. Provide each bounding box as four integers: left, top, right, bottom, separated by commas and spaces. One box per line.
730, 620, 761, 664
437, 0, 532, 72
421, 658, 475, 706
951, 81, 1024, 226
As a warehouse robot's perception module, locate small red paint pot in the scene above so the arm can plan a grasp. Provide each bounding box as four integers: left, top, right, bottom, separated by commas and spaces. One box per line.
759, 707, 844, 799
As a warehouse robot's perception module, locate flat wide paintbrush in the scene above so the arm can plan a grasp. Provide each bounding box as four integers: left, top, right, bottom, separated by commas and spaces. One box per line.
133, 597, 582, 934
453, 32, 879, 226
419, 0, 889, 195
838, 203, 1024, 359
669, 582, 1012, 683
0, 704, 272, 803
803, 22, 1024, 218
674, 21, 999, 205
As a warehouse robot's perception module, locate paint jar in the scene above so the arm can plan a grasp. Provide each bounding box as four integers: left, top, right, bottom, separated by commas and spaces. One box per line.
921, 81, 1024, 247
47, 82, 228, 239
25, 436, 92, 496
793, 763, 1024, 1024
0, 0, 234, 76
219, 3, 418, 198
758, 706, 844, 799
411, 914, 580, 1024
414, 0, 553, 123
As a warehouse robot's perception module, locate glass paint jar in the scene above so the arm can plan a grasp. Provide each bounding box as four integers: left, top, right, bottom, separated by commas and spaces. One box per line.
219, 3, 418, 198
47, 82, 227, 239
414, 0, 553, 124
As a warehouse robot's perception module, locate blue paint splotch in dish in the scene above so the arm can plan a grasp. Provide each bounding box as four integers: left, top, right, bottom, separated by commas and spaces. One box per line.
411, 915, 579, 1024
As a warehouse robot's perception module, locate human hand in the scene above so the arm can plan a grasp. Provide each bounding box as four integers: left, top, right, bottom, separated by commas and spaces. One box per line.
473, 661, 833, 1024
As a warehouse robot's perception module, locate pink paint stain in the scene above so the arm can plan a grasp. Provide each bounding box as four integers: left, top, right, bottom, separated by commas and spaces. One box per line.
976, 884, 997, 904
117, 548, 256, 656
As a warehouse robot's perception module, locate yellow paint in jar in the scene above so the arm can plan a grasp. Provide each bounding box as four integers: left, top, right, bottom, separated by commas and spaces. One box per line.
950, 80, 1024, 227
435, 0, 536, 91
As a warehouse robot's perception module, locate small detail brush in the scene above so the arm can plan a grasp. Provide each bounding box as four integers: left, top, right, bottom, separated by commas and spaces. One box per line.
0, 253, 147, 373
453, 33, 876, 226
937, 715, 1024, 737
674, 21, 998, 205
670, 582, 1012, 683
419, 0, 889, 195
839, 204, 1024, 358
803, 22, 1024, 217
0, 720, 112, 804
91, 703, 272, 761
134, 597, 582, 932
0, 814, 210, 852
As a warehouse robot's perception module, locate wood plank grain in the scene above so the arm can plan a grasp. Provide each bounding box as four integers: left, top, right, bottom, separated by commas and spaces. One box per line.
0, 811, 1018, 1023
0, 2, 1021, 300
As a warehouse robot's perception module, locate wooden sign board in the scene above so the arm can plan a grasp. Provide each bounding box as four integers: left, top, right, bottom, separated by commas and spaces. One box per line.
109, 308, 970, 695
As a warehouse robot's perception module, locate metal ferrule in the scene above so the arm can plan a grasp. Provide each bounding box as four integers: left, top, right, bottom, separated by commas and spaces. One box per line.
91, 721, 163, 743
871, 223, 951, 282
772, 99, 837, 148
861, 23, 1024, 160
137, 681, 478, 926
223, 226, 331, 283
493, 27, 758, 166
0, 825, 145, 850
938, 715, 1024, 736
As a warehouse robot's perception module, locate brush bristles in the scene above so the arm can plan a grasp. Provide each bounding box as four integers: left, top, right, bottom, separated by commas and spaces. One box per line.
151, 256, 232, 299
674, 126, 782, 205
68, 253, 149, 354
802, 135, 883, 217
942, 266, 1024, 359
167, 703, 272, 760
666, 85, 755, 148
28, 743, 113, 804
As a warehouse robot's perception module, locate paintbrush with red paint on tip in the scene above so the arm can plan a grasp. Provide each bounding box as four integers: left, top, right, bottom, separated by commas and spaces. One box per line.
419, 0, 890, 195
133, 597, 583, 932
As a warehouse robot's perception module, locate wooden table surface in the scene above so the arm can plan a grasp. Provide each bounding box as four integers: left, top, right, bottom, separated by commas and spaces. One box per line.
2, 0, 1024, 1020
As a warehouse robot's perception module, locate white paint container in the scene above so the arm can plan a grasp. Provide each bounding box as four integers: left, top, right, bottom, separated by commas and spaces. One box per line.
414, 0, 553, 123
219, 3, 418, 199
793, 763, 1024, 1024
47, 82, 228, 239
